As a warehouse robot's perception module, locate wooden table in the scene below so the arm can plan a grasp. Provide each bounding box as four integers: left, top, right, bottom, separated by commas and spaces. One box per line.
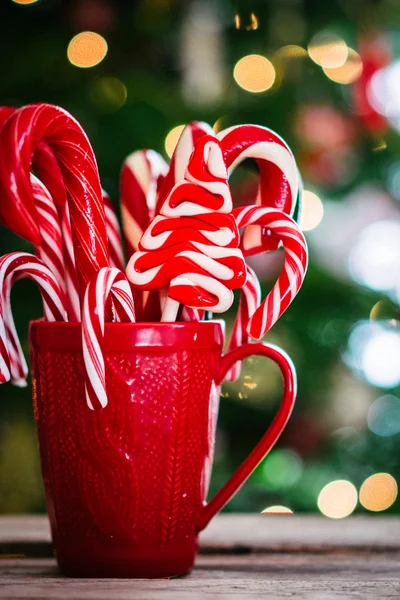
1, 515, 400, 598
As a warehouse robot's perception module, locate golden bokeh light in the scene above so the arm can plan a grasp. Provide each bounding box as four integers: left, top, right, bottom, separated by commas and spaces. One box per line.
359, 473, 398, 512
300, 190, 324, 231
308, 32, 348, 68
12, 0, 38, 4
323, 49, 363, 84
233, 54, 276, 93
274, 45, 308, 61
67, 32, 108, 69
165, 124, 185, 158
318, 480, 358, 519
261, 505, 293, 514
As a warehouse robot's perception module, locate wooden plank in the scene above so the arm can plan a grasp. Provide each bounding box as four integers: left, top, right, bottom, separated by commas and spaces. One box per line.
1, 514, 400, 556
0, 553, 400, 599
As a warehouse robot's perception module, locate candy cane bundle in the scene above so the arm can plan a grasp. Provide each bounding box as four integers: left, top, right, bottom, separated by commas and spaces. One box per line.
82, 268, 135, 410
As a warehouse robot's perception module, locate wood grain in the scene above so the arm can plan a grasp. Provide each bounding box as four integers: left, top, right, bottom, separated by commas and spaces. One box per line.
1, 515, 400, 599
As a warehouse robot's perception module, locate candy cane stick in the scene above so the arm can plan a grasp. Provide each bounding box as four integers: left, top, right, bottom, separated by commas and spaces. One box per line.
225, 266, 261, 382
0, 104, 110, 296
0, 252, 67, 385
82, 268, 135, 410
233, 206, 308, 340
218, 125, 300, 253
102, 190, 125, 271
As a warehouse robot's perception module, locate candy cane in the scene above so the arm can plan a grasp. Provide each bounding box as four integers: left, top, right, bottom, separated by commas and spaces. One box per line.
218, 125, 300, 253
0, 253, 67, 385
121, 150, 168, 258
0, 103, 110, 296
127, 136, 246, 321
102, 190, 125, 271
225, 266, 261, 382
233, 206, 308, 340
82, 268, 135, 410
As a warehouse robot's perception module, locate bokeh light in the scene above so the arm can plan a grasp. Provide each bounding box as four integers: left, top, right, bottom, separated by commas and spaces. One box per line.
323, 49, 363, 84
233, 54, 275, 93
317, 480, 358, 519
67, 32, 108, 68
368, 395, 400, 437
347, 322, 400, 389
349, 220, 400, 302
368, 60, 400, 132
12, 0, 38, 3
359, 473, 398, 512
300, 190, 324, 231
262, 449, 303, 489
164, 124, 185, 158
90, 77, 127, 112
262, 506, 293, 514
308, 31, 348, 68
274, 45, 308, 61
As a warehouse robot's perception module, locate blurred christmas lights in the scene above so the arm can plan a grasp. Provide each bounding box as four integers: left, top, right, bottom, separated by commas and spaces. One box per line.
233, 54, 275, 93
12, 0, 38, 4
323, 49, 363, 84
308, 32, 348, 69
368, 395, 400, 437
67, 32, 108, 68
317, 480, 358, 519
359, 473, 398, 512
164, 124, 185, 158
261, 506, 293, 514
300, 191, 324, 231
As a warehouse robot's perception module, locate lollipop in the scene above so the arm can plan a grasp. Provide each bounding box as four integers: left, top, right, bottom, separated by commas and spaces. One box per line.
233, 206, 308, 340
127, 135, 246, 321
0, 253, 67, 385
82, 268, 135, 410
0, 103, 109, 296
156, 121, 214, 211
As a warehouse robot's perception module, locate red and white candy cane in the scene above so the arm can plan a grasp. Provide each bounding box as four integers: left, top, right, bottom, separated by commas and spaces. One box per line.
82, 268, 135, 410
127, 135, 246, 322
233, 206, 308, 340
218, 125, 300, 252
103, 190, 125, 271
121, 149, 168, 259
0, 104, 110, 297
0, 253, 67, 385
225, 266, 261, 382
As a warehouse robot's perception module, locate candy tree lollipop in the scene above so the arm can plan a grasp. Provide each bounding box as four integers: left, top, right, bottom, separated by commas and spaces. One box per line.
0, 103, 109, 296
127, 135, 246, 321
233, 206, 308, 340
0, 252, 67, 385
156, 121, 214, 211
82, 268, 135, 410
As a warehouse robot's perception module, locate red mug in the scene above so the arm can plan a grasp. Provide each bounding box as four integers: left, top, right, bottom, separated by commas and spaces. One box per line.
29, 320, 296, 578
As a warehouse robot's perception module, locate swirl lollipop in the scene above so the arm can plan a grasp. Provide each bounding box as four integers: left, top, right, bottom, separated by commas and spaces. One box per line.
127, 135, 246, 321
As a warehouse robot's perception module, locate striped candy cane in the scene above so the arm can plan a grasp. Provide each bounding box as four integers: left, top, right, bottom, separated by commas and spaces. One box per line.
233, 206, 308, 340
0, 253, 67, 385
0, 104, 110, 297
103, 190, 125, 271
82, 268, 135, 410
225, 266, 261, 382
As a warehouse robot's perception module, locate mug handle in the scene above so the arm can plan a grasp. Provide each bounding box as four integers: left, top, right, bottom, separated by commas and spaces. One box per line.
196, 342, 296, 532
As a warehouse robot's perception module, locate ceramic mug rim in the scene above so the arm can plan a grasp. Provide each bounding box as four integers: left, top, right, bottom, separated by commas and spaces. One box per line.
29, 319, 226, 351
